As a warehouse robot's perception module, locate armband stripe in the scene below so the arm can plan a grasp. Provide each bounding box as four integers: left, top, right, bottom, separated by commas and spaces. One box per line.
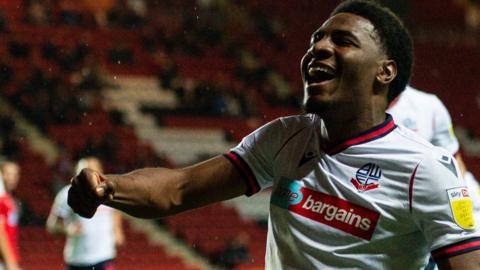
432, 237, 480, 260
224, 151, 260, 196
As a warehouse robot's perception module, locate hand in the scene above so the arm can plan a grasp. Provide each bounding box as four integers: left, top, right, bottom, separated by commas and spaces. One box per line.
68, 168, 114, 218
65, 222, 82, 237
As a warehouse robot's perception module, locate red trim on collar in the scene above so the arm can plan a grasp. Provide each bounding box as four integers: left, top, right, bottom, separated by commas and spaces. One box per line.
326, 115, 396, 155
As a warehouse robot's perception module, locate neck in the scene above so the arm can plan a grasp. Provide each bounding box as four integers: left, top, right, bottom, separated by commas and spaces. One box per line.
319, 99, 387, 147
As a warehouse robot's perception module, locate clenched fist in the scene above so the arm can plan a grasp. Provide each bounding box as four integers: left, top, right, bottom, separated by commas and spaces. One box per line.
67, 168, 114, 218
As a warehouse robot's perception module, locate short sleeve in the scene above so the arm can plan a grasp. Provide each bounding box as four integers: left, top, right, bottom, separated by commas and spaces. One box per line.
410, 150, 480, 261
226, 118, 291, 196
430, 96, 459, 154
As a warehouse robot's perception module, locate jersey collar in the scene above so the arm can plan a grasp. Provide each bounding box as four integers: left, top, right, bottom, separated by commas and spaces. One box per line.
325, 114, 397, 155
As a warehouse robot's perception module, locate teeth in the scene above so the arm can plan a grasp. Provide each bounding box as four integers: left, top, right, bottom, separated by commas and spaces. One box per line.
309, 66, 334, 75
308, 66, 335, 78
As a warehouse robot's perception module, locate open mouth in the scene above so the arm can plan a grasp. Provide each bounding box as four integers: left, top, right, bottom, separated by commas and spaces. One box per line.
307, 64, 336, 84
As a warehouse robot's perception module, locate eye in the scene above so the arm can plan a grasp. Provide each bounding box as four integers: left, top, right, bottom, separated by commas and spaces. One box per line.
333, 36, 354, 46
331, 31, 359, 47
310, 32, 324, 46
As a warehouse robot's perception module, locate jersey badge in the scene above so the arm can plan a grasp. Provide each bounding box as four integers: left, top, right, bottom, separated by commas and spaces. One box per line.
351, 163, 382, 192
438, 155, 458, 178
447, 187, 475, 230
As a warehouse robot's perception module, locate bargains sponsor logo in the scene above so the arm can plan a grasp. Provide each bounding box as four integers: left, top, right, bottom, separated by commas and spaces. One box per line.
271, 178, 380, 240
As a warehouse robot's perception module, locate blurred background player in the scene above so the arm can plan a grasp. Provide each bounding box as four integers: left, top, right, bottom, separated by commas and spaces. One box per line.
0, 162, 20, 201
46, 157, 124, 270
387, 85, 460, 155
0, 162, 20, 270
0, 161, 39, 226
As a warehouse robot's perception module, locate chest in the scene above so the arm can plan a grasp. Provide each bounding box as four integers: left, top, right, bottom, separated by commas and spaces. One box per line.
270, 148, 418, 240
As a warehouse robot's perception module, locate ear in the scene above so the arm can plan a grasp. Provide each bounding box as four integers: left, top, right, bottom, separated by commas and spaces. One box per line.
376, 60, 397, 85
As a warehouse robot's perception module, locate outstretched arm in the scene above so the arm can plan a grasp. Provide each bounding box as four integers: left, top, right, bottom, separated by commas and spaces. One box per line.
46, 211, 82, 237
68, 155, 247, 218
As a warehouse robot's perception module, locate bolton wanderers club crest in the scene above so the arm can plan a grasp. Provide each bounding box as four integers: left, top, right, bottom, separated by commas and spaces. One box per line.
351, 163, 382, 192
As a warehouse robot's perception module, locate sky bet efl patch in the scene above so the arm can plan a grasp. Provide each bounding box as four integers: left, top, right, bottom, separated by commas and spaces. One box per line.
271, 177, 380, 240
447, 187, 475, 230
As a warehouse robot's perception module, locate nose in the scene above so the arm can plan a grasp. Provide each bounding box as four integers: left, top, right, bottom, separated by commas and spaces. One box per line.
310, 37, 334, 59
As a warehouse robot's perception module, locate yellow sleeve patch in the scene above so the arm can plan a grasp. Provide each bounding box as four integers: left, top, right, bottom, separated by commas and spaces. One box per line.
447, 187, 475, 229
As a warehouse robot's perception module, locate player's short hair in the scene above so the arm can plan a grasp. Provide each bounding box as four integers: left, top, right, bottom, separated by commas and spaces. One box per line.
331, 0, 413, 103
0, 160, 19, 172
75, 156, 103, 174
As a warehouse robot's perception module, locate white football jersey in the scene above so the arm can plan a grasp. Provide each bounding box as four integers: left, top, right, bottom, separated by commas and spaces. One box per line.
387, 85, 459, 154
389, 85, 480, 236
226, 114, 480, 269
51, 186, 116, 265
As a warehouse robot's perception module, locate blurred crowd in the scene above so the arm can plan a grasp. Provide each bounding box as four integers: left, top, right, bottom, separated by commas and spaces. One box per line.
0, 0, 479, 269
1, 0, 299, 122
0, 2, 303, 269
0, 0, 308, 195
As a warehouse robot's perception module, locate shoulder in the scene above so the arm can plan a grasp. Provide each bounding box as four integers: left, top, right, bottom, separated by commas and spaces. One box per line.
378, 126, 453, 171
413, 143, 462, 187
275, 114, 317, 130
382, 124, 456, 180
54, 185, 70, 203
390, 125, 437, 152
246, 114, 317, 140
395, 125, 454, 159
